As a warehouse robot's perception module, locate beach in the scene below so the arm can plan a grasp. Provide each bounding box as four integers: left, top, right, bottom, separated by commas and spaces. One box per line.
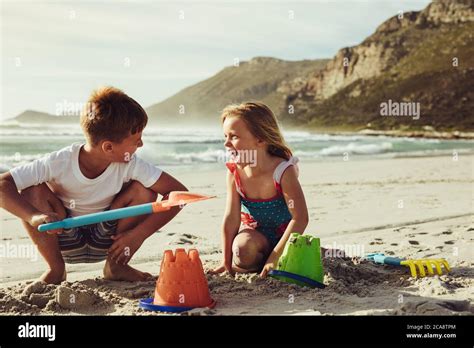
0, 153, 472, 315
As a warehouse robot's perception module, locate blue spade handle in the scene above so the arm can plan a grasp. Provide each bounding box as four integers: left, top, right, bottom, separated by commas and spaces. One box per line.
38, 203, 153, 232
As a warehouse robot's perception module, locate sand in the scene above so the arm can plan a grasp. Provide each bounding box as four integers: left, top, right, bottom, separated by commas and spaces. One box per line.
0, 154, 473, 315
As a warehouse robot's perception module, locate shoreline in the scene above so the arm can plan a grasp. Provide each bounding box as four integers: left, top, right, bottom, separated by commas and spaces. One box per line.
293, 126, 474, 140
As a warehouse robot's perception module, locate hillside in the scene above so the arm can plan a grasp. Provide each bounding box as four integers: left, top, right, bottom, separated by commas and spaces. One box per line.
145, 57, 328, 125
281, 0, 474, 131
147, 0, 474, 132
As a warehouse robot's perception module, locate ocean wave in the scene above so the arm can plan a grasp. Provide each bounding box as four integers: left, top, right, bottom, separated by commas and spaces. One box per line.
0, 130, 85, 137
0, 153, 46, 171
144, 136, 222, 144
319, 142, 394, 156
0, 153, 46, 162
173, 149, 228, 163
0, 124, 375, 143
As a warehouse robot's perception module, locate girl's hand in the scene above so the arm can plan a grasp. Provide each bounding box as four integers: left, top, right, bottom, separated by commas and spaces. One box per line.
259, 252, 279, 278
209, 261, 235, 276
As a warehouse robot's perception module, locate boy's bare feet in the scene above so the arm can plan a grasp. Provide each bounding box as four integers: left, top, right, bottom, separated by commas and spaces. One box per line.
40, 267, 66, 284
103, 260, 153, 282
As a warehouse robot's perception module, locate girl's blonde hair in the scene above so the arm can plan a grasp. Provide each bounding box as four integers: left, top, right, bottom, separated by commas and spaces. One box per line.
221, 102, 292, 160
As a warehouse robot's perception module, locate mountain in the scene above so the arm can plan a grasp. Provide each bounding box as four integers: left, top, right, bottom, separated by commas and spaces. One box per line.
145, 57, 328, 125
279, 0, 474, 132
12, 110, 79, 124
147, 0, 474, 133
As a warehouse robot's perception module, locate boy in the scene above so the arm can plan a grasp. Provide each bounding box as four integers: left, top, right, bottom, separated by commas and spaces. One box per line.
0, 86, 187, 283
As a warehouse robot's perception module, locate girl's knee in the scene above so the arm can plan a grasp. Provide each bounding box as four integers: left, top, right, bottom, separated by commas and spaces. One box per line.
232, 239, 264, 269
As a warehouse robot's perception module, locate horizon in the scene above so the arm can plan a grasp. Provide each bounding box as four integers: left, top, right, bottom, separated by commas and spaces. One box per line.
1, 0, 431, 120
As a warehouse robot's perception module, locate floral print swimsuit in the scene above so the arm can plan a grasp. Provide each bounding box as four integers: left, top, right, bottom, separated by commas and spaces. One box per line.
226, 156, 299, 248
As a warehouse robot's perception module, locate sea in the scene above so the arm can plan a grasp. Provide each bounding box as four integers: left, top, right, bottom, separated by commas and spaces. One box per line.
1, 121, 473, 174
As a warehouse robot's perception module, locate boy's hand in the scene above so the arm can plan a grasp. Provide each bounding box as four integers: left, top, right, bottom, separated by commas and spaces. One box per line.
108, 230, 144, 265
209, 261, 234, 276
29, 213, 62, 235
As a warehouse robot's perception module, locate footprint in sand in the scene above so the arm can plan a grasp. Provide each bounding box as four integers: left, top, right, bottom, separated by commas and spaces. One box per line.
444, 240, 455, 245
435, 246, 444, 250
408, 240, 419, 245
442, 231, 453, 235
177, 238, 193, 245
467, 227, 474, 232
176, 233, 199, 245
390, 243, 398, 246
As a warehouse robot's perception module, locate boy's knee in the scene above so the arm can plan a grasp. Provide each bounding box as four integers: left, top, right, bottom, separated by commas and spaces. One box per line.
20, 184, 51, 203
20, 184, 65, 217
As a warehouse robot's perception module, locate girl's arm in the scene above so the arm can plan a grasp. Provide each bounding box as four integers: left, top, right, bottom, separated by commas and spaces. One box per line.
260, 166, 308, 277
211, 171, 241, 275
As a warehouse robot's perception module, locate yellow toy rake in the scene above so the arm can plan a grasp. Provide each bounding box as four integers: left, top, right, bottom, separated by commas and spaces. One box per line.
366, 253, 450, 278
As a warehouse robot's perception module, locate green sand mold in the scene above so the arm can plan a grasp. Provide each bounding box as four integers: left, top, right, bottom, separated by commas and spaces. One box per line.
270, 233, 324, 288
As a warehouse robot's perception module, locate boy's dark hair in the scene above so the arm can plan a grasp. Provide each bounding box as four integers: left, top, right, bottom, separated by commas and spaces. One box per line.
80, 86, 148, 145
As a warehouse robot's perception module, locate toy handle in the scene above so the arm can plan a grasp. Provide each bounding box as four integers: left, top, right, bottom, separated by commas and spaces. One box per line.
268, 270, 325, 289
38, 203, 155, 232
381, 256, 403, 266
369, 254, 403, 266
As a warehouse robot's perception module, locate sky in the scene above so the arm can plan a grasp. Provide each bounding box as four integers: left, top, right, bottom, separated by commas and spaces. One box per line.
1, 0, 431, 120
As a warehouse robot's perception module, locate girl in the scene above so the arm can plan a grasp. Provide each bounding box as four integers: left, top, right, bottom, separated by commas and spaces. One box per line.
211, 102, 308, 277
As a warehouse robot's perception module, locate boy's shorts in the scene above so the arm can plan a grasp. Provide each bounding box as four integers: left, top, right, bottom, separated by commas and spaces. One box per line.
57, 209, 118, 264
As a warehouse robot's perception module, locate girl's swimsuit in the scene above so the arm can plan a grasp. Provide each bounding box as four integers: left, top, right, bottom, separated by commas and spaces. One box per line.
226, 156, 299, 248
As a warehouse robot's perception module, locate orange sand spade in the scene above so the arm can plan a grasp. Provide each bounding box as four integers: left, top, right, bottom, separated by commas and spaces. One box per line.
39, 191, 215, 232
139, 249, 216, 313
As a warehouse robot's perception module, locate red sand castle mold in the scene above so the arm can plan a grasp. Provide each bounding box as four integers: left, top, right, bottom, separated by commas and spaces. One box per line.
139, 248, 216, 312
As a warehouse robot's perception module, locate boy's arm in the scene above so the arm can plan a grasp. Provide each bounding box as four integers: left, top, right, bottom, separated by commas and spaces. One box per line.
0, 172, 61, 231
260, 166, 309, 277
130, 172, 188, 242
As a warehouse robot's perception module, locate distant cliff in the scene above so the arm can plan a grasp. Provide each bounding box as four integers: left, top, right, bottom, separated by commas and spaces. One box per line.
280, 0, 474, 131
